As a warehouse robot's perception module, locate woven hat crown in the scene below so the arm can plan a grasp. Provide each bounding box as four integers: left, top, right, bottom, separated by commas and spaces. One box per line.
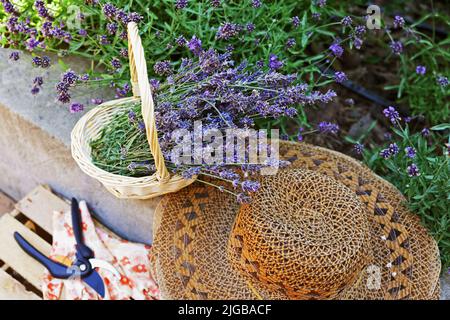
228, 169, 372, 299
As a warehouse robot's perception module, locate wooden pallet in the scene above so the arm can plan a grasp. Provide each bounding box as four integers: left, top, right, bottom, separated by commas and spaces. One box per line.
0, 185, 77, 300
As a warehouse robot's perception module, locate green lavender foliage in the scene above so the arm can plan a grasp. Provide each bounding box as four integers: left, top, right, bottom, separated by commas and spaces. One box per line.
362, 123, 450, 270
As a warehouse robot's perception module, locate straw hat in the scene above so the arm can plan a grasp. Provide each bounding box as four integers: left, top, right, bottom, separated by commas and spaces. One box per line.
151, 141, 441, 300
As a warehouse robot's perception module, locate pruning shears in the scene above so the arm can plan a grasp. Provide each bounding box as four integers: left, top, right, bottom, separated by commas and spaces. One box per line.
14, 198, 119, 298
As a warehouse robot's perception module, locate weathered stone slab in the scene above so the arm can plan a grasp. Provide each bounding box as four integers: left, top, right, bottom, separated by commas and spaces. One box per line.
0, 48, 158, 244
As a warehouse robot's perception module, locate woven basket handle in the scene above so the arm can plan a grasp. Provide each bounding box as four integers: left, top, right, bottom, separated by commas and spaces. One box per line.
127, 22, 169, 182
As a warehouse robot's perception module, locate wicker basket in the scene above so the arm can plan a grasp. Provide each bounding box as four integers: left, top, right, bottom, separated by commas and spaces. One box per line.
71, 22, 195, 199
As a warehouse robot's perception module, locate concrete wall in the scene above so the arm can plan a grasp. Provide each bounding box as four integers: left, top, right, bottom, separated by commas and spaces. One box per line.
0, 48, 157, 244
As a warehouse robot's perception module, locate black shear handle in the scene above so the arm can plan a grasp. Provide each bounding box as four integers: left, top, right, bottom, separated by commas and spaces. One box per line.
71, 198, 94, 259
14, 232, 72, 279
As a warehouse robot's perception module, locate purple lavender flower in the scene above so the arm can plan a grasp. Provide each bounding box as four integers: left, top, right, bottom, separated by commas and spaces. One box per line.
61, 69, 78, 85
91, 98, 103, 105
384, 132, 392, 141
296, 128, 304, 141
237, 193, 251, 204
252, 0, 262, 8
138, 121, 146, 133
9, 51, 20, 61
188, 36, 203, 55
421, 128, 430, 136
2, 0, 18, 15
389, 143, 399, 156
175, 0, 188, 10
69, 102, 84, 113
354, 143, 364, 154
80, 74, 89, 81
405, 146, 416, 158
57, 91, 71, 104
56, 81, 69, 93
286, 38, 296, 48
128, 12, 143, 23
111, 58, 122, 70
416, 65, 426, 75
268, 54, 283, 70
291, 16, 300, 28
407, 163, 420, 177
119, 48, 128, 58
128, 110, 136, 123
41, 21, 52, 37
108, 10, 123, 23
437, 76, 449, 87
102, 3, 116, 20
181, 167, 201, 179
114, 83, 131, 98
353, 37, 363, 50
317, 121, 339, 134
341, 16, 352, 26
390, 41, 403, 55
210, 0, 221, 7
99, 35, 110, 45
78, 29, 87, 37
334, 71, 347, 83
383, 106, 401, 124
154, 60, 172, 76
246, 23, 255, 33
35, 56, 50, 68
176, 35, 187, 46
318, 89, 337, 103
106, 22, 118, 35
241, 180, 260, 192
32, 56, 42, 67
149, 79, 161, 91
33, 76, 43, 87
25, 38, 41, 51
312, 13, 321, 21
6, 16, 18, 33
355, 25, 366, 35
379, 148, 391, 159
329, 43, 344, 58
31, 76, 43, 95
34, 1, 52, 20
216, 22, 241, 40
393, 15, 405, 29
31, 86, 40, 95
119, 31, 128, 40
316, 0, 327, 7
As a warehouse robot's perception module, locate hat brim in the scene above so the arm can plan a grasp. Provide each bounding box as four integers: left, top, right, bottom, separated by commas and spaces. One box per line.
151, 141, 441, 300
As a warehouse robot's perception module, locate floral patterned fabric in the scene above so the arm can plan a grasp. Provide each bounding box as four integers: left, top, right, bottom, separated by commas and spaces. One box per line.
42, 201, 160, 300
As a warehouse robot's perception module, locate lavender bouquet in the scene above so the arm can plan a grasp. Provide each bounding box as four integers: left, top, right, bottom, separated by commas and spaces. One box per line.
90, 45, 336, 202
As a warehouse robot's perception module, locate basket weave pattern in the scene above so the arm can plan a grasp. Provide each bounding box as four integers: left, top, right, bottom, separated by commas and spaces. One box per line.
229, 170, 372, 299
71, 22, 195, 199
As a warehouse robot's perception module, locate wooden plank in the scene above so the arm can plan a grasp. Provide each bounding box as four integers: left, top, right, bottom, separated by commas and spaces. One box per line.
15, 184, 112, 237
0, 214, 50, 289
0, 268, 41, 300
0, 192, 15, 217
15, 185, 69, 235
